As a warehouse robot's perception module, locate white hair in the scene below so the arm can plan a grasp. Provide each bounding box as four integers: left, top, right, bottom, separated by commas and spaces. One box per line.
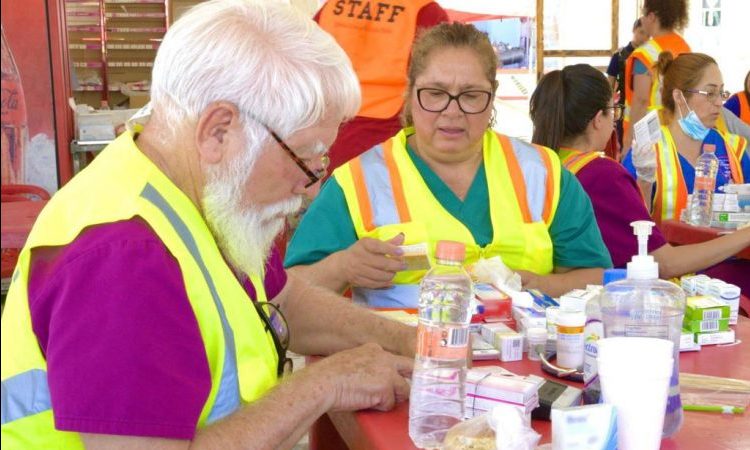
150, 0, 360, 140
202, 126, 303, 277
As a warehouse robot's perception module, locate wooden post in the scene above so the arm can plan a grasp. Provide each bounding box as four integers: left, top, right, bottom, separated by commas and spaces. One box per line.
536, 0, 544, 81
612, 0, 620, 52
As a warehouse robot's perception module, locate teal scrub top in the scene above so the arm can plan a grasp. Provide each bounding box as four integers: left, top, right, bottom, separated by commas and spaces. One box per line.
285, 145, 613, 270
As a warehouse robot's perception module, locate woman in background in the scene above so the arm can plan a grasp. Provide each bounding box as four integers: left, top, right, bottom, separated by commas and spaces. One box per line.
623, 52, 749, 223
530, 63, 750, 281
724, 70, 750, 126
622, 0, 691, 152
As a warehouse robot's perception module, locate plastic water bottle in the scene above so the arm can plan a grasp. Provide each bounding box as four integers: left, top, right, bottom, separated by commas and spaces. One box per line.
688, 144, 719, 227
1, 24, 28, 184
599, 221, 685, 437
409, 241, 473, 449
583, 268, 627, 404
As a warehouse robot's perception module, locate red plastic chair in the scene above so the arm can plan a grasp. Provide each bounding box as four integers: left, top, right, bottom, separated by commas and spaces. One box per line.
1, 184, 50, 278
1, 184, 50, 203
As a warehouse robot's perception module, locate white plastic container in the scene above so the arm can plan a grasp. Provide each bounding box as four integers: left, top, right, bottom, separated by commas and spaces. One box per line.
526, 327, 547, 361
556, 310, 585, 369
599, 221, 685, 438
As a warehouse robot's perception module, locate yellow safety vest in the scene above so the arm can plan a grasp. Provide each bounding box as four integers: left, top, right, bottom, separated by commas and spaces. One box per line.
558, 148, 606, 174
334, 128, 561, 307
0, 133, 278, 448
652, 126, 746, 223
623, 33, 690, 138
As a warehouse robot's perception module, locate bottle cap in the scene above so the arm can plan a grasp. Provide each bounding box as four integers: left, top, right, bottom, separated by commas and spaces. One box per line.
556, 310, 586, 327
703, 143, 716, 153
627, 220, 658, 280
434, 240, 466, 263
526, 327, 548, 341
603, 268, 627, 285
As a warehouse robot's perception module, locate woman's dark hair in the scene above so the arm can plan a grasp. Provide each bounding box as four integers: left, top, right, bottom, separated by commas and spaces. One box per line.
529, 64, 612, 150
643, 0, 689, 31
401, 22, 499, 127
653, 52, 717, 114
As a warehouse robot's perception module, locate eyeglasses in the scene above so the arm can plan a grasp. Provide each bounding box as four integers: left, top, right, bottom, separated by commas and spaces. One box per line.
264, 126, 329, 188
254, 301, 293, 377
604, 104, 624, 121
416, 88, 493, 114
683, 89, 731, 104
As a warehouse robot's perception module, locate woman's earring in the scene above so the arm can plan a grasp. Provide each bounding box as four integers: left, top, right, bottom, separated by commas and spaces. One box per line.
488, 109, 497, 129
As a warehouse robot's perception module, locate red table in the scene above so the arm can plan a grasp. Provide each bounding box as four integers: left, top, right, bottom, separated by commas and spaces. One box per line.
1, 200, 46, 249
313, 316, 750, 450
661, 219, 750, 260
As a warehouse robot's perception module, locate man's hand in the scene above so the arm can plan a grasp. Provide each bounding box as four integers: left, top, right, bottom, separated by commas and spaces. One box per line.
337, 234, 407, 288
312, 343, 413, 412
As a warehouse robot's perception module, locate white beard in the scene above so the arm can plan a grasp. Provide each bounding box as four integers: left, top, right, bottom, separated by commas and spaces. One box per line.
201, 134, 302, 278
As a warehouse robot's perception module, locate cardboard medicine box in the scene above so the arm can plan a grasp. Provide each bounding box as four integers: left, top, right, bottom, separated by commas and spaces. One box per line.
685, 296, 730, 321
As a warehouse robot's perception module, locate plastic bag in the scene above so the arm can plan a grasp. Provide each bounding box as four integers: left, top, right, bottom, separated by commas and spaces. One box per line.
472, 257, 522, 293
443, 415, 497, 450
442, 404, 541, 450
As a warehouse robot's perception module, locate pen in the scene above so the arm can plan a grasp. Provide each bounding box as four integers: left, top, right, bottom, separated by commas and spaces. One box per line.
683, 404, 745, 414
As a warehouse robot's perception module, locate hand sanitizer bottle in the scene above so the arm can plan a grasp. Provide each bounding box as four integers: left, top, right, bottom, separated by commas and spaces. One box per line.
599, 221, 685, 437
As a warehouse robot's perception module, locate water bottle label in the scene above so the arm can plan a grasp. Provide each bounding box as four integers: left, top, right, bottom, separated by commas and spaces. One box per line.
416, 324, 469, 360
694, 175, 715, 192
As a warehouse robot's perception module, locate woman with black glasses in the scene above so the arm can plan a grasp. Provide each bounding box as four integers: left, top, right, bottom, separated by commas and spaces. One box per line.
531, 63, 750, 279
285, 22, 612, 306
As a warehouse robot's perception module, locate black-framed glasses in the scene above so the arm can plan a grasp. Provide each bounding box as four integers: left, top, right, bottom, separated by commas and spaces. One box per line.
416, 88, 493, 114
264, 126, 329, 188
254, 301, 293, 377
683, 89, 731, 104
604, 104, 624, 121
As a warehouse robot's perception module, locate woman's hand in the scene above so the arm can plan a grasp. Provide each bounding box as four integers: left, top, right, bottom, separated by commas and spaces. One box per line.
337, 234, 408, 289
517, 270, 542, 291
632, 142, 657, 183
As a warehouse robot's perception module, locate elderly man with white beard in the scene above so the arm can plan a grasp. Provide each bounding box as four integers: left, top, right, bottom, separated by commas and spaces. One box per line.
0, 1, 416, 449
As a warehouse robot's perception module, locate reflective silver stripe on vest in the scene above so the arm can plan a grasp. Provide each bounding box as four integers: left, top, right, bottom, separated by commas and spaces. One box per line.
1, 369, 50, 425
140, 184, 239, 424
360, 145, 401, 226
358, 138, 549, 226
353, 284, 420, 308
505, 137, 548, 223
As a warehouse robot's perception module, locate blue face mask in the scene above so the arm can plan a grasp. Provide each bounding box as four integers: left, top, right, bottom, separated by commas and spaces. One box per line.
676, 92, 710, 141
678, 110, 711, 141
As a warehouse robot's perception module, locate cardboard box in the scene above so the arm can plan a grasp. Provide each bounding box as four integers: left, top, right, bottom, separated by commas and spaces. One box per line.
683, 318, 729, 333
685, 296, 730, 321
695, 329, 735, 346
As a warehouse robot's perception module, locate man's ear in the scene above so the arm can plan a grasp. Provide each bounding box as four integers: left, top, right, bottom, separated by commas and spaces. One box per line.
195, 102, 240, 164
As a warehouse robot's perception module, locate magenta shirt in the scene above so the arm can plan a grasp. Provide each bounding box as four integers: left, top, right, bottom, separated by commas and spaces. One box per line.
28, 219, 287, 439
574, 157, 667, 267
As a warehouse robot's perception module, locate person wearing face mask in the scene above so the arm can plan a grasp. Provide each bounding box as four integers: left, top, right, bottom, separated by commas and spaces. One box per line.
623, 52, 750, 224
530, 64, 750, 278
284, 23, 612, 306
622, 0, 690, 155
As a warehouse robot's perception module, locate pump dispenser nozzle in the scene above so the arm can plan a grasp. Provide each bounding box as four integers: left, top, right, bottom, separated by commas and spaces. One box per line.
626, 220, 658, 279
